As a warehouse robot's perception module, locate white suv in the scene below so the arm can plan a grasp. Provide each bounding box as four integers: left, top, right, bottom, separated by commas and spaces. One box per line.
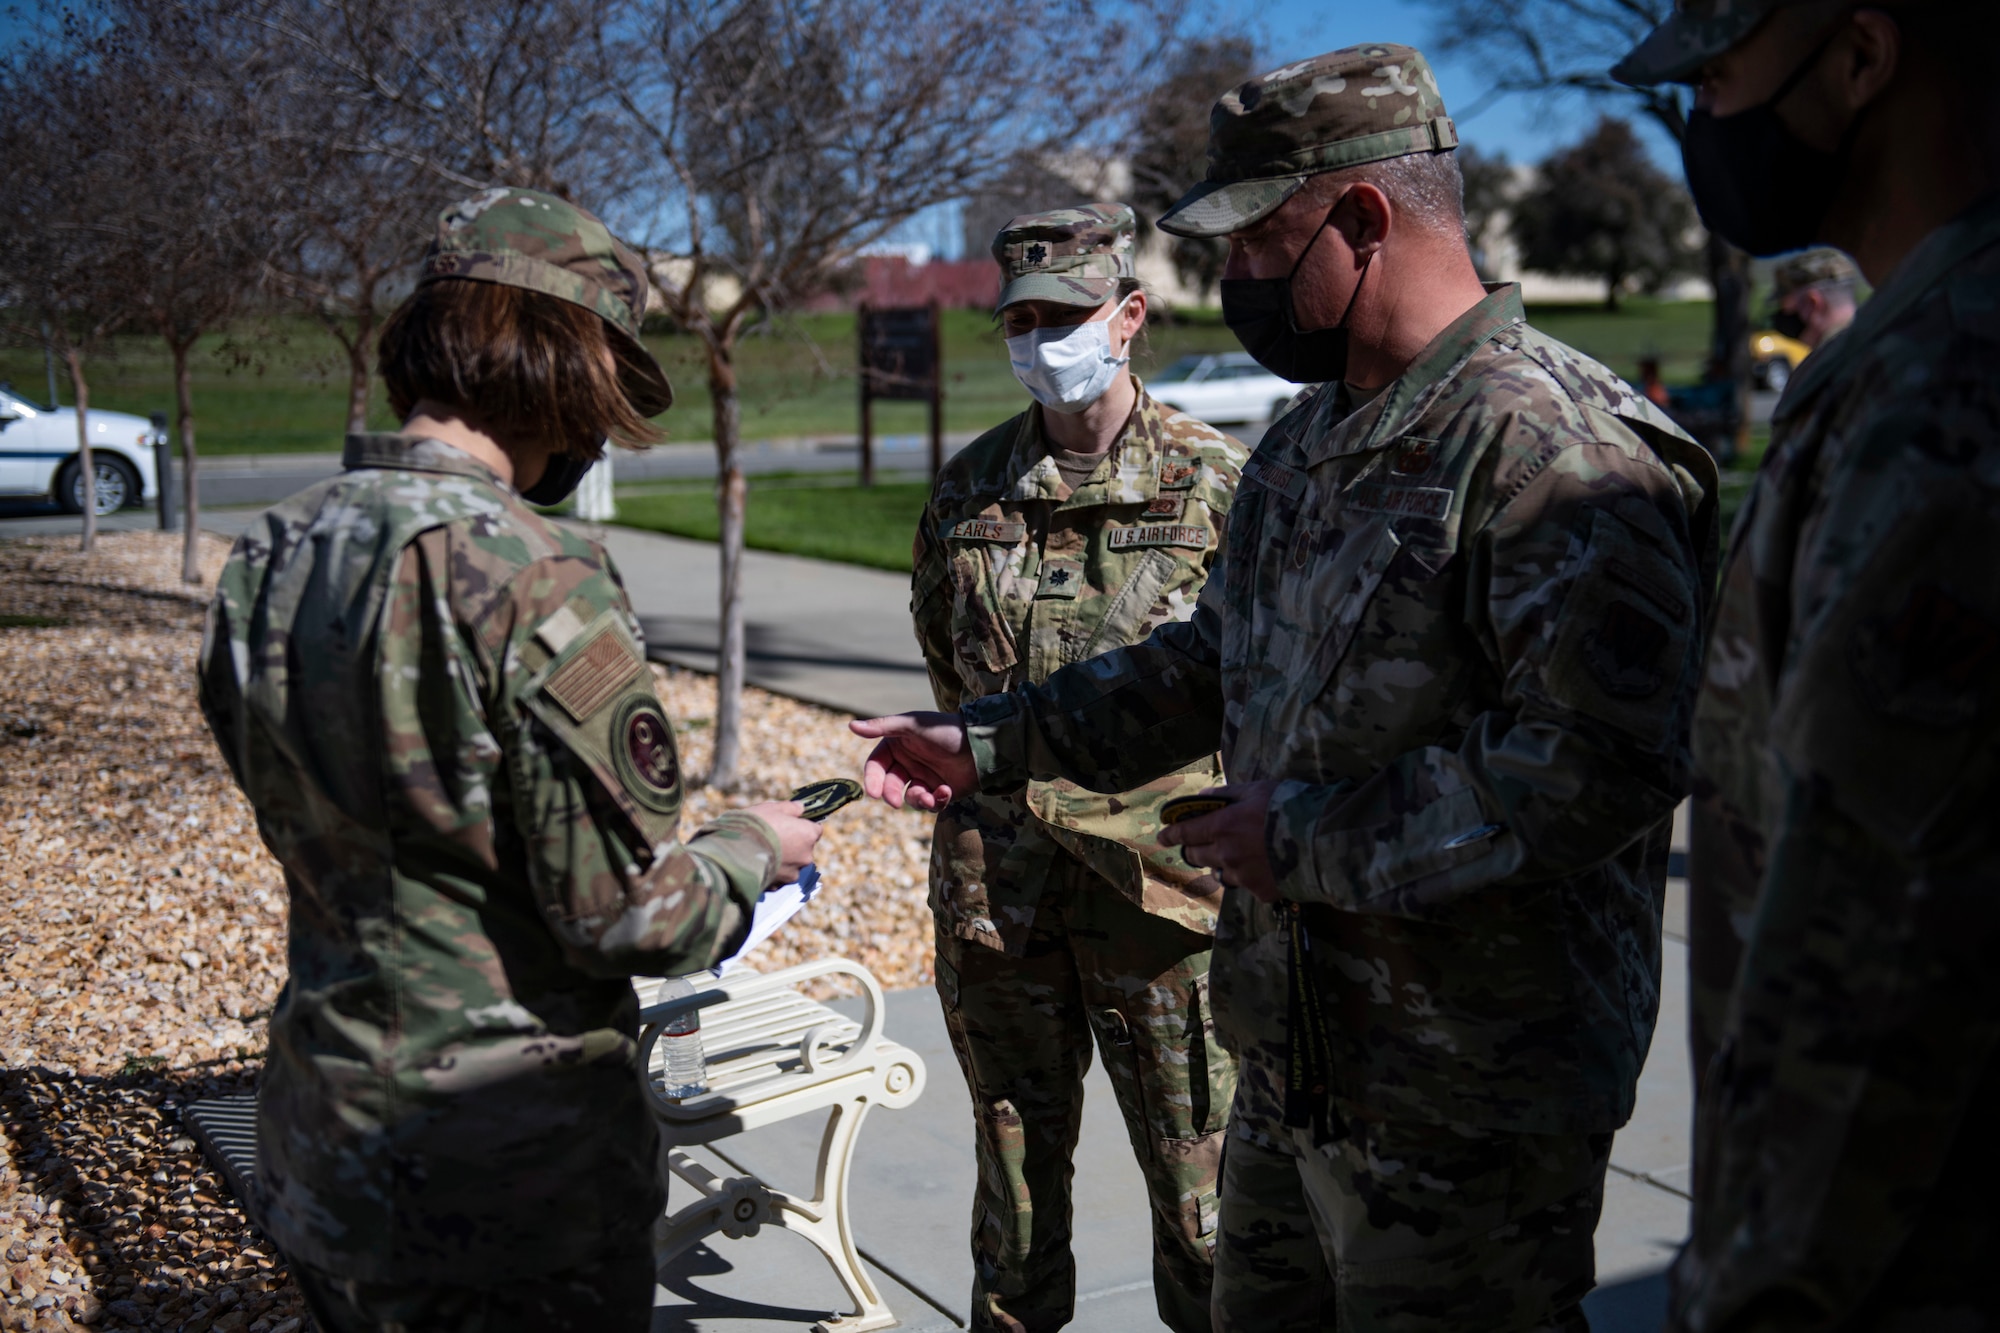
1146, 352, 1301, 426
0, 384, 161, 514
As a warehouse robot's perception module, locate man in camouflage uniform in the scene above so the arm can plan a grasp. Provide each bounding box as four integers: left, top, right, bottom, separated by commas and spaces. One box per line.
1617, 3, 2000, 1328
1768, 247, 1860, 352
857, 44, 1717, 1331
915, 204, 1247, 1333
199, 188, 818, 1329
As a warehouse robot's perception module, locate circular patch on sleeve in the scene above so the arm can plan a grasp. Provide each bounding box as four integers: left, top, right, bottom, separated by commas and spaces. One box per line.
611, 695, 682, 813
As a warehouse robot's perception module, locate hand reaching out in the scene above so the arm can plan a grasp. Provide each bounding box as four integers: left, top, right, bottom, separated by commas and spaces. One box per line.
848, 711, 977, 810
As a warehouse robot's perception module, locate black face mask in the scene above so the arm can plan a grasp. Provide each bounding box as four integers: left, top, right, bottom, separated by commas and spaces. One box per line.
521, 451, 595, 506
1221, 202, 1371, 383
1681, 32, 1855, 257
1769, 307, 1809, 341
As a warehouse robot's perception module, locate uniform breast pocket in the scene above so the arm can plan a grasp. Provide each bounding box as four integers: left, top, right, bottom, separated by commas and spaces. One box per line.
947, 541, 1024, 678
1281, 519, 1404, 693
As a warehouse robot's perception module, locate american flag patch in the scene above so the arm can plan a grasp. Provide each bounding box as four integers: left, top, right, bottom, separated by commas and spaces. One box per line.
544, 628, 643, 721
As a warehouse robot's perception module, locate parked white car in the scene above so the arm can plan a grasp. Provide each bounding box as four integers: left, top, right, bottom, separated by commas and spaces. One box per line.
0, 384, 161, 514
1146, 352, 1301, 425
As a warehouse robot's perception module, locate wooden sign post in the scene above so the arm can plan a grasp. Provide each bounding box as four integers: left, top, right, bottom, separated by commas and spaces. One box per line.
857, 300, 943, 487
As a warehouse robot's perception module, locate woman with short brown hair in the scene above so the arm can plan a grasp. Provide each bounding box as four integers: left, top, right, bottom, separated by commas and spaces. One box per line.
200, 188, 821, 1331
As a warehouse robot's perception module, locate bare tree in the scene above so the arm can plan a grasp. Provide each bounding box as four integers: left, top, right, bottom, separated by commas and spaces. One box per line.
0, 51, 138, 553
258, 0, 621, 433
87, 0, 290, 581
1128, 35, 1260, 305
606, 0, 1172, 789
1431, 1, 1753, 443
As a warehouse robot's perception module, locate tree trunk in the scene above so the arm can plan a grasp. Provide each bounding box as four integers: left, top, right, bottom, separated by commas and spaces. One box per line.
1707, 232, 1753, 460
345, 303, 377, 435
173, 339, 201, 584
708, 339, 747, 793
65, 347, 95, 554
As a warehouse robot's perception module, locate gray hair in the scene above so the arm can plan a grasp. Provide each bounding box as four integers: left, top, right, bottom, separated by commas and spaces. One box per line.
1305, 150, 1467, 238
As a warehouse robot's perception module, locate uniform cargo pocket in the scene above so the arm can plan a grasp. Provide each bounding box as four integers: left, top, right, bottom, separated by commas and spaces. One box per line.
1299, 521, 1403, 691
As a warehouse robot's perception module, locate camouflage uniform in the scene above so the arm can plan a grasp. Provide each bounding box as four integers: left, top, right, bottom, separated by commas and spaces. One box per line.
961, 46, 1720, 1332
917, 204, 1248, 1333
197, 192, 778, 1321
1618, 9, 2000, 1329
1769, 247, 1859, 304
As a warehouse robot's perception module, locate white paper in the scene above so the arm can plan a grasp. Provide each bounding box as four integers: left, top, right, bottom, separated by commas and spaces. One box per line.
718, 863, 822, 971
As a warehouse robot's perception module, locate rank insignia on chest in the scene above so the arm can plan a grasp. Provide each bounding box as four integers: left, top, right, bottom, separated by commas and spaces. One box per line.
1144, 496, 1185, 519
1159, 460, 1199, 490
1391, 440, 1438, 476
1108, 523, 1207, 551
943, 518, 1029, 543
1036, 560, 1084, 599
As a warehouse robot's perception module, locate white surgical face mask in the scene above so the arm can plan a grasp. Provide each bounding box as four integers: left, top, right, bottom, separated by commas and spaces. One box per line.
1005, 300, 1130, 414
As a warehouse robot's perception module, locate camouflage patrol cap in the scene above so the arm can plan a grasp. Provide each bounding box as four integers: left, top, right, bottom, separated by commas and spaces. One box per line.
420, 186, 673, 415
1157, 45, 1458, 240
1771, 246, 1860, 297
991, 204, 1138, 312
1612, 0, 1808, 86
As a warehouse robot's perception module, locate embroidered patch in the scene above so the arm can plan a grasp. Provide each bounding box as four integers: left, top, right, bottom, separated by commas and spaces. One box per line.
544, 628, 643, 721
1036, 559, 1084, 599
1584, 601, 1669, 698
1108, 524, 1207, 551
1160, 460, 1199, 490
1245, 457, 1308, 501
611, 695, 681, 812
1346, 482, 1452, 520
942, 518, 1029, 543
1024, 241, 1049, 268
1391, 440, 1438, 476
1145, 496, 1186, 518
1847, 583, 1999, 727
1288, 522, 1317, 570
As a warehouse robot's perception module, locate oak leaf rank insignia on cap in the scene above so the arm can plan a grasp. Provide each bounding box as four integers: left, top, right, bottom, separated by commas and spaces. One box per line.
991, 203, 1138, 312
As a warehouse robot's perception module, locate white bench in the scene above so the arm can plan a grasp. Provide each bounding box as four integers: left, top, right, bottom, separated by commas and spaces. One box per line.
635, 958, 928, 1332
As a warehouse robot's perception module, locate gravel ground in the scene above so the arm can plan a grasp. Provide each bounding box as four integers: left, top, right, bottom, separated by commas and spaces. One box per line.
0, 531, 936, 1332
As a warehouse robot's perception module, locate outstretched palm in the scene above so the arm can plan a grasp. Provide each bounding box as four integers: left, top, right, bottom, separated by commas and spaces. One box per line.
849, 712, 979, 810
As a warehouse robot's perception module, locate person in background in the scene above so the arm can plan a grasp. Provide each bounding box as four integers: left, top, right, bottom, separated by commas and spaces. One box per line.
909, 202, 1247, 1333
198, 187, 821, 1332
1615, 0, 2000, 1327
858, 44, 1716, 1331
1768, 246, 1860, 350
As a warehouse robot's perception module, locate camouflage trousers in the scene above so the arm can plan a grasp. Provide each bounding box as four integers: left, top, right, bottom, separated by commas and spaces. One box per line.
934, 859, 1236, 1333
286, 1231, 655, 1333
1213, 1106, 1610, 1332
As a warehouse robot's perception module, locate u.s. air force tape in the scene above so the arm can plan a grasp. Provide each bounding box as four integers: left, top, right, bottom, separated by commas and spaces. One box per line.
1108, 523, 1206, 551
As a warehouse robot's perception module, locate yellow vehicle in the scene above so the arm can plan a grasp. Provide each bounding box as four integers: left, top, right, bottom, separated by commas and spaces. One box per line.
1751, 328, 1812, 393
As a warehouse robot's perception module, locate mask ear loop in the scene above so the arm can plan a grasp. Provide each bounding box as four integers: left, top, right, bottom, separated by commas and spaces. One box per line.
1285, 193, 1373, 336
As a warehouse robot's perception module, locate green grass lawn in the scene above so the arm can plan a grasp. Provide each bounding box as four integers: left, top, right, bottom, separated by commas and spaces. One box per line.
612, 475, 931, 572
0, 299, 1713, 457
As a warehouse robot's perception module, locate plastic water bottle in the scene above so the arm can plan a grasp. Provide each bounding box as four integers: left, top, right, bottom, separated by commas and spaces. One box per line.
658, 976, 708, 1100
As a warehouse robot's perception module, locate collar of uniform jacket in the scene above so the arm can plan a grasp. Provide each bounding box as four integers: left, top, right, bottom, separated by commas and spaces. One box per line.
1776, 191, 2000, 424
1298, 282, 1527, 469
342, 431, 508, 485
998, 380, 1170, 508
